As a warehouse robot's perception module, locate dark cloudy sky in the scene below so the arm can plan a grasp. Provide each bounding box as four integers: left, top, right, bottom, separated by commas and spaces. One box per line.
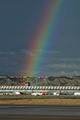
0, 0, 80, 76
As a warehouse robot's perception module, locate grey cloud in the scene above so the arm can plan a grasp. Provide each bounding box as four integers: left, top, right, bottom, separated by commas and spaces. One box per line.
52, 71, 80, 77
20, 49, 60, 57
0, 51, 15, 55
37, 70, 80, 77
60, 58, 80, 61
35, 50, 60, 54
20, 50, 35, 56
45, 63, 80, 70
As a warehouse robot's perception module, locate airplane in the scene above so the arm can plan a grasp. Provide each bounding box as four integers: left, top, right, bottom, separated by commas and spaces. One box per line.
31, 91, 46, 96
74, 92, 80, 96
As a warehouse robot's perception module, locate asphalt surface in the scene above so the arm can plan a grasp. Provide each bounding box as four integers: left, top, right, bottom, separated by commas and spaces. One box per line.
0, 105, 80, 120
0, 105, 80, 116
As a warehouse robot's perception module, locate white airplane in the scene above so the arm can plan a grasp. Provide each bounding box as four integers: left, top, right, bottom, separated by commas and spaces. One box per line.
31, 91, 46, 96
74, 92, 80, 96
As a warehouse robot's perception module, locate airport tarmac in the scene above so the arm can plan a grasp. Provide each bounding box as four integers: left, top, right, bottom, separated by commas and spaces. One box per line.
0, 105, 80, 120
0, 114, 80, 120
0, 105, 80, 116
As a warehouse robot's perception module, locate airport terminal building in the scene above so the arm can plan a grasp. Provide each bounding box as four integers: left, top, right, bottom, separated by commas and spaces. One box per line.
0, 85, 80, 95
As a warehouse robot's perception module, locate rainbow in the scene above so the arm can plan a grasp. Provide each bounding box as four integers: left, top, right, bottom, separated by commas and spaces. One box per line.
24, 0, 66, 76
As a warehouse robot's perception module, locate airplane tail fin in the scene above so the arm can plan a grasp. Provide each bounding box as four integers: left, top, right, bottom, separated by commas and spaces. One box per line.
42, 91, 46, 95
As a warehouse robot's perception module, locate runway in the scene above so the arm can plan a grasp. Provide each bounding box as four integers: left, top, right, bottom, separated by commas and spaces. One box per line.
0, 105, 80, 120
0, 105, 80, 116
